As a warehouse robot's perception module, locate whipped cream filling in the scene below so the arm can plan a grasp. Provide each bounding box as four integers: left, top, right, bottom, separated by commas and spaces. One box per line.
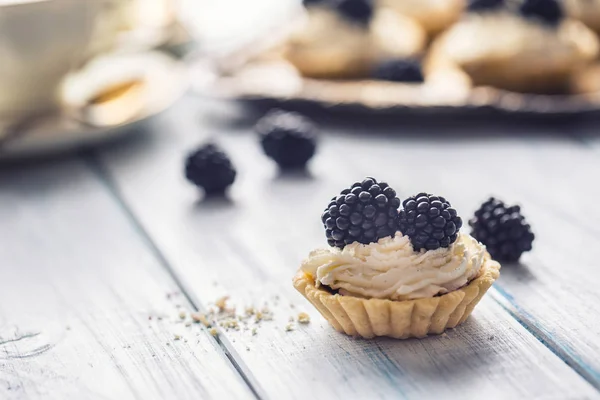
301, 232, 486, 301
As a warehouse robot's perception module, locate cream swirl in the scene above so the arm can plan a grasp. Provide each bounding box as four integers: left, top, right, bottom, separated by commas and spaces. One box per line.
301, 232, 486, 301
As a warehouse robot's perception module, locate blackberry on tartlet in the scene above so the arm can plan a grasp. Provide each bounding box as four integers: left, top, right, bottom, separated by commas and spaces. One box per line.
256, 110, 318, 169
184, 143, 236, 194
372, 59, 424, 83
520, 0, 563, 26
322, 177, 401, 248
398, 193, 463, 251
469, 197, 534, 262
467, 0, 506, 12
335, 0, 373, 25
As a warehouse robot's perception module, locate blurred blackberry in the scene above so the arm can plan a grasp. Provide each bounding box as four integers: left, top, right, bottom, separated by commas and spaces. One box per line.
398, 193, 462, 251
519, 0, 563, 26
335, 0, 373, 24
372, 59, 424, 83
303, 0, 324, 5
184, 143, 236, 194
321, 177, 401, 248
469, 197, 534, 262
256, 109, 317, 169
467, 0, 505, 12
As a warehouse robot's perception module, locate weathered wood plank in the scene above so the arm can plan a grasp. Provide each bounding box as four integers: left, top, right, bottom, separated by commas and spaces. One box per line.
96, 97, 600, 399
0, 157, 254, 400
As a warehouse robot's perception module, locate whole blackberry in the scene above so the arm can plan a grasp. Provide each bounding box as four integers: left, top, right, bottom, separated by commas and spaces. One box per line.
469, 197, 534, 262
335, 0, 373, 25
398, 193, 463, 251
372, 59, 424, 83
321, 178, 401, 248
467, 0, 505, 12
519, 0, 563, 26
255, 110, 317, 169
184, 143, 236, 194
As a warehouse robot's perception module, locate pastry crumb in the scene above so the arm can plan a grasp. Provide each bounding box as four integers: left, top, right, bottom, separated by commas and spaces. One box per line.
215, 296, 229, 312
297, 312, 310, 324
209, 328, 218, 337
220, 318, 239, 330
246, 346, 250, 351
178, 311, 186, 320
255, 311, 263, 322
289, 316, 294, 322
285, 323, 294, 332
184, 321, 192, 327
251, 327, 257, 336
191, 312, 211, 327
174, 334, 181, 340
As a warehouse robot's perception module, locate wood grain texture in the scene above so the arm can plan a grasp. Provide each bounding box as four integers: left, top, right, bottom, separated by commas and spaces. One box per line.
96, 97, 600, 399
0, 157, 254, 400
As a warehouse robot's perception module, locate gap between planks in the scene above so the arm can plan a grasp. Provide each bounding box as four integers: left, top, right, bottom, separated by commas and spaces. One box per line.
83, 151, 266, 400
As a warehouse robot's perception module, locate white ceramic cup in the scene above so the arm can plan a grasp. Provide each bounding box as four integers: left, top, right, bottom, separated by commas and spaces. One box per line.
0, 0, 118, 125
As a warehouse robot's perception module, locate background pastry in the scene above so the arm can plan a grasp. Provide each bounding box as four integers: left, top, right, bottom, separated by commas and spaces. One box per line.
565, 0, 600, 35
376, 0, 465, 37
429, 0, 599, 93
284, 0, 425, 79
284, 3, 372, 78
369, 8, 426, 61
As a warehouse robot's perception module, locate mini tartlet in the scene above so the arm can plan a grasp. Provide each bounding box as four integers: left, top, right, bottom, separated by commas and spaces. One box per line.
284, 4, 425, 78
376, 0, 465, 37
429, 1, 599, 93
565, 0, 600, 35
293, 179, 500, 339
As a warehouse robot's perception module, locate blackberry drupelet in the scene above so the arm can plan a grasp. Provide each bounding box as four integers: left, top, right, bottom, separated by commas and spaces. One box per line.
321, 177, 401, 248
335, 0, 373, 25
372, 59, 424, 83
467, 0, 505, 12
184, 143, 236, 194
256, 109, 318, 169
398, 193, 463, 251
469, 197, 534, 262
519, 0, 563, 26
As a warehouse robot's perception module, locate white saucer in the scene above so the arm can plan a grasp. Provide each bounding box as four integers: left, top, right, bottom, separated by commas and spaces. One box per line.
0, 51, 188, 160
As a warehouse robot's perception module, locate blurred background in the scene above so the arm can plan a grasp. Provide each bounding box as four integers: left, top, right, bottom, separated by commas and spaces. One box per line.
2, 0, 600, 160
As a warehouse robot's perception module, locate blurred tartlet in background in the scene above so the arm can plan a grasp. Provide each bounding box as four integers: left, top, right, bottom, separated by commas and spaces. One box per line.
376, 0, 465, 37
284, 0, 426, 78
429, 0, 599, 93
565, 0, 600, 36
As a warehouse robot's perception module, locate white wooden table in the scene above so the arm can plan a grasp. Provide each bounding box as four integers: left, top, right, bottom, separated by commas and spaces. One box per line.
2, 96, 600, 400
